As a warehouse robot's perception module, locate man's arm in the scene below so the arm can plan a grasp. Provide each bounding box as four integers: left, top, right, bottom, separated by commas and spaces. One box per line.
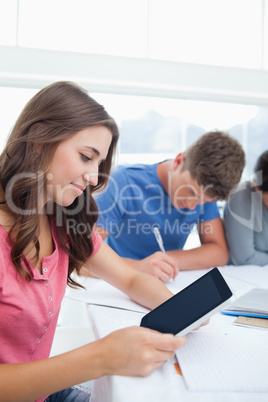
95, 218, 228, 276
166, 217, 229, 270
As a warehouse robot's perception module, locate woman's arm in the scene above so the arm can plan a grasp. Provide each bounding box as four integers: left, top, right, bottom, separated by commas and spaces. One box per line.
0, 328, 184, 401
85, 241, 175, 310
0, 242, 186, 401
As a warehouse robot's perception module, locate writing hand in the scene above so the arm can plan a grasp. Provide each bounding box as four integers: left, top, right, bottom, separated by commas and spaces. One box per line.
134, 252, 179, 282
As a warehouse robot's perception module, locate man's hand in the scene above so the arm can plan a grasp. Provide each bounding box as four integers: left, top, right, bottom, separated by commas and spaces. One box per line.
131, 252, 179, 282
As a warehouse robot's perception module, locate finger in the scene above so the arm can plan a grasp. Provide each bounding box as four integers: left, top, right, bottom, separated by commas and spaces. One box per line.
153, 251, 178, 270
151, 262, 174, 282
161, 254, 178, 270
152, 258, 176, 280
173, 266, 180, 278
161, 254, 180, 279
193, 319, 210, 331
138, 329, 186, 353
154, 349, 175, 363
139, 359, 170, 377
160, 255, 179, 279
155, 333, 187, 352
138, 327, 184, 348
157, 269, 173, 283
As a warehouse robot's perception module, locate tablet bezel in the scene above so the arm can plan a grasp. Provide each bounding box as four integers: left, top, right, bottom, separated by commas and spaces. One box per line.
140, 267, 234, 336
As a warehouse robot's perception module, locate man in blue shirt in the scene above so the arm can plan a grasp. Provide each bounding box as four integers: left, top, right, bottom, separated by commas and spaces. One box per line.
95, 131, 245, 282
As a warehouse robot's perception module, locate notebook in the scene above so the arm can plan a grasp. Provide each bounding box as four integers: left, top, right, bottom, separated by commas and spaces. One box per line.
176, 330, 268, 392
222, 288, 268, 318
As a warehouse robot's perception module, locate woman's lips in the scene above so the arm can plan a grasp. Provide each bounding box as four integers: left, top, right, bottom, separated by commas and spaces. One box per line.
71, 183, 84, 195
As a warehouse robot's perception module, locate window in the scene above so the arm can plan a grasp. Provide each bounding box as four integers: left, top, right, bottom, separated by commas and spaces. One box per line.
92, 92, 262, 177
1, 87, 265, 178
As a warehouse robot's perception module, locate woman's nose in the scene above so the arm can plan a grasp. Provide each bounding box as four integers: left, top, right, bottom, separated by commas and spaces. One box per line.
84, 172, 98, 187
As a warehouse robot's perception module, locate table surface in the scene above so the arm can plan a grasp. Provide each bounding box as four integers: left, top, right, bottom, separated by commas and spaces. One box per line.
67, 265, 268, 402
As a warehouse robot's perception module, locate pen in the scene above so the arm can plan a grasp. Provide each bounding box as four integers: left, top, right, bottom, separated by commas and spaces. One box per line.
153, 227, 166, 254
153, 227, 175, 281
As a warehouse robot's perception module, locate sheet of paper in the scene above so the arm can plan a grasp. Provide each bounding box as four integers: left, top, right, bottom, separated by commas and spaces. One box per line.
166, 270, 208, 293
65, 268, 251, 314
65, 270, 210, 313
176, 330, 268, 392
65, 275, 149, 314
218, 265, 268, 287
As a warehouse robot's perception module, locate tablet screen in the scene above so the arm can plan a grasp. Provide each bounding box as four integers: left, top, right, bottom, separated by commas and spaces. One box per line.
140, 268, 232, 334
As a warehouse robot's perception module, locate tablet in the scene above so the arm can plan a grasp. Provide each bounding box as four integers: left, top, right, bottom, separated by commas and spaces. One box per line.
140, 267, 234, 336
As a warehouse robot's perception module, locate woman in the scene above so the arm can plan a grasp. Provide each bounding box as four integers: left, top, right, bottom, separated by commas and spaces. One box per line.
0, 81, 185, 402
224, 150, 268, 266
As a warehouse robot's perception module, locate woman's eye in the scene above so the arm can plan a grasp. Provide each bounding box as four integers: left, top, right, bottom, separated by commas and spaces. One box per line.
80, 153, 91, 162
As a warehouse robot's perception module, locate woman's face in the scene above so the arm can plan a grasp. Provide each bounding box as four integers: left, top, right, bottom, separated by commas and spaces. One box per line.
45, 126, 112, 207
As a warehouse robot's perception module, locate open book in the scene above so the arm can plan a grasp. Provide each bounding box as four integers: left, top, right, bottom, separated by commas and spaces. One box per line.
222, 288, 268, 318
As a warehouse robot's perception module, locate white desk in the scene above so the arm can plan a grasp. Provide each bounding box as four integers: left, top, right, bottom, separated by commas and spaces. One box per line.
65, 266, 268, 402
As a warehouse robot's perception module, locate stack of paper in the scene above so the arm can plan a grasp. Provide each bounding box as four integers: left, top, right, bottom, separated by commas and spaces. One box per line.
222, 288, 268, 318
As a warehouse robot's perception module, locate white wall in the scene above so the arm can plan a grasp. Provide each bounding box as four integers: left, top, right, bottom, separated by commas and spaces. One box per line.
1, 46, 268, 106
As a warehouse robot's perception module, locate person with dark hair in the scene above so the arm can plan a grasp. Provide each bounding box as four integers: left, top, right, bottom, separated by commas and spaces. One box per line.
0, 81, 185, 402
224, 150, 268, 266
95, 131, 245, 282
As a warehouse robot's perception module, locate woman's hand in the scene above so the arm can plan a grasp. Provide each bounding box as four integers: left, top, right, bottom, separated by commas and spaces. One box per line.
98, 326, 186, 377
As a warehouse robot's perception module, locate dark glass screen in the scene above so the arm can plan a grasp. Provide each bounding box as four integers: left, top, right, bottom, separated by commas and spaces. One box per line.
141, 268, 232, 334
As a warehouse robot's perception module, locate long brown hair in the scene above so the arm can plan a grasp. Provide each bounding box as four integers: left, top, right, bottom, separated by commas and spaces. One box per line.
0, 81, 119, 286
